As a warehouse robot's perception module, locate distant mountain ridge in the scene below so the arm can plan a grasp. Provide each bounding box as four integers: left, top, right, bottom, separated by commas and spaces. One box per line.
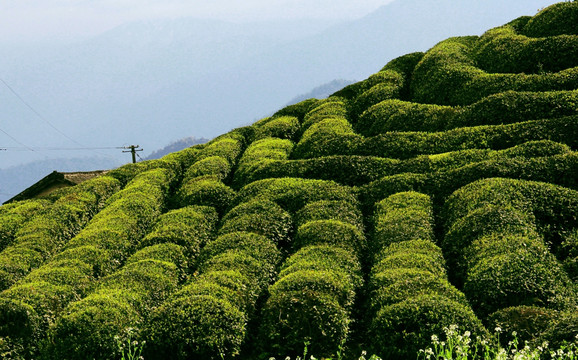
0, 0, 560, 171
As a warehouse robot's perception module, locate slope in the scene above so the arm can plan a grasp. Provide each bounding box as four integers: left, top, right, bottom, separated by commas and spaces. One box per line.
0, 2, 577, 359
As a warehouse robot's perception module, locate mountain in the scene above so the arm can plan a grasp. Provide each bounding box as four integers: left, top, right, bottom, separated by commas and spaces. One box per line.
145, 136, 209, 160
0, 2, 577, 358
284, 79, 355, 106
0, 0, 560, 171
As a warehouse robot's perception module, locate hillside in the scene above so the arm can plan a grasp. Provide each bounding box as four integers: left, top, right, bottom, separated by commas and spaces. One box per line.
0, 2, 577, 359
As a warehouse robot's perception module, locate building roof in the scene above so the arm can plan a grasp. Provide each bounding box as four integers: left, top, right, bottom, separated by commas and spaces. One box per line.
3, 170, 107, 204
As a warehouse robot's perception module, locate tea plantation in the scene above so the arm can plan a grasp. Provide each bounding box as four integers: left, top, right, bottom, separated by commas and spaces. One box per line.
0, 3, 577, 359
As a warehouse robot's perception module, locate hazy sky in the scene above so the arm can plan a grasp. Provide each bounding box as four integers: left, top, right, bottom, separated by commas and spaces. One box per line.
0, 0, 395, 41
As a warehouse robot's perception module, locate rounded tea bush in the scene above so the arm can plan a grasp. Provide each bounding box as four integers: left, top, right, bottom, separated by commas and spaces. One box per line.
260, 290, 350, 358
522, 2, 578, 37
369, 268, 469, 310
177, 176, 236, 214
293, 220, 366, 255
145, 294, 247, 360
183, 156, 231, 182
199, 232, 280, 270
219, 199, 292, 244
368, 294, 486, 360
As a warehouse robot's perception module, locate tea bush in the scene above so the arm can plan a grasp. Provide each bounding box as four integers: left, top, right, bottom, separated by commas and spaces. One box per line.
177, 176, 236, 214
357, 116, 578, 159
443, 178, 578, 320
144, 189, 287, 359
0, 168, 173, 354
272, 98, 319, 121
47, 259, 180, 359
233, 138, 293, 187
235, 177, 356, 213
183, 156, 231, 182
360, 152, 578, 210
349, 71, 404, 120
253, 116, 300, 141
357, 99, 455, 135
474, 25, 578, 74
218, 200, 293, 244
259, 198, 364, 358
293, 219, 365, 255
0, 176, 120, 291
369, 295, 485, 360
0, 200, 51, 252
522, 2, 578, 37
293, 117, 362, 159
410, 35, 578, 106
301, 98, 348, 132
199, 232, 281, 272
140, 205, 218, 260
367, 192, 483, 359
295, 200, 363, 229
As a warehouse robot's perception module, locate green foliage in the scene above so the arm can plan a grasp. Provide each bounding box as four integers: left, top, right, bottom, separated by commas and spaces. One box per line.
301, 98, 348, 132
0, 200, 51, 252
260, 285, 351, 358
177, 176, 236, 214
443, 178, 578, 321
233, 138, 293, 187
380, 52, 425, 100
358, 99, 455, 135
259, 194, 364, 358
410, 34, 578, 106
145, 294, 247, 360
161, 144, 203, 171
349, 71, 404, 119
332, 70, 403, 101
107, 159, 180, 186
293, 117, 362, 159
0, 176, 121, 291
140, 205, 218, 260
218, 200, 293, 244
0, 168, 172, 355
279, 245, 363, 290
243, 155, 397, 187
254, 116, 300, 141
200, 232, 281, 271
369, 268, 469, 310
183, 156, 232, 182
236, 177, 356, 213
295, 200, 363, 229
3, 6, 578, 358
522, 2, 578, 37
372, 192, 434, 252
360, 152, 578, 210
368, 295, 486, 360
294, 220, 366, 255
358, 116, 578, 159
474, 25, 578, 74
272, 99, 319, 121
487, 306, 558, 345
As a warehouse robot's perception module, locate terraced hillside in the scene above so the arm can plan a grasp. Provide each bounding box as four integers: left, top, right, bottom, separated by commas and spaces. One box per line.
0, 3, 577, 359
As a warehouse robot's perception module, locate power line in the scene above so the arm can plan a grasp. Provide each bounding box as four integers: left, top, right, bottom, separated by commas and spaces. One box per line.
0, 146, 123, 151
0, 78, 87, 149
0, 127, 35, 151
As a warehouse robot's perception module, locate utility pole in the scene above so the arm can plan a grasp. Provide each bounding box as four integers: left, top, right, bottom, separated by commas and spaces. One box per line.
122, 145, 143, 164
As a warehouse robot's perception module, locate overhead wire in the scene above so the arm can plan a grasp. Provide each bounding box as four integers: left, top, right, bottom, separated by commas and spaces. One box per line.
0, 78, 133, 160
0, 126, 35, 151
0, 78, 87, 149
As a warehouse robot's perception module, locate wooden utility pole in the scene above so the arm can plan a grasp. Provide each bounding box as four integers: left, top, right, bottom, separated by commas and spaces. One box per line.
122, 145, 143, 164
